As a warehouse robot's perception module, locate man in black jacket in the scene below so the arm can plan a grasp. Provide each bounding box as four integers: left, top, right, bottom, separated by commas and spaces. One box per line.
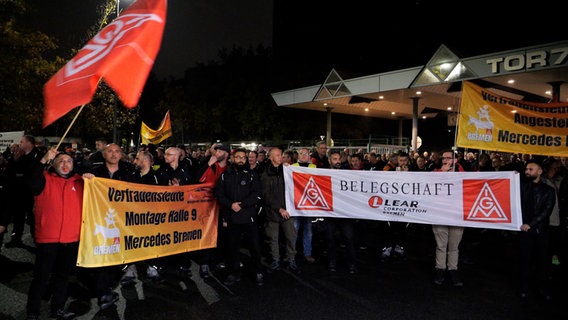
82, 143, 135, 310
519, 160, 555, 300
262, 147, 300, 274
214, 148, 263, 286
4, 135, 44, 247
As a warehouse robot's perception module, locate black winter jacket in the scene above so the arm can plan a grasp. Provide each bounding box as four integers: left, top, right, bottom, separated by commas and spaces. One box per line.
214, 165, 261, 224
520, 179, 555, 233
260, 163, 287, 222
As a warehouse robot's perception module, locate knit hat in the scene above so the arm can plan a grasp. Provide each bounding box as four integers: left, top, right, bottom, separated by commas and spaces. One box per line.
214, 144, 231, 154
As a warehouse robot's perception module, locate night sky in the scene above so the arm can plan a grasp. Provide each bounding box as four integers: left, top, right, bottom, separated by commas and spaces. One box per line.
18, 0, 567, 149
24, 0, 566, 82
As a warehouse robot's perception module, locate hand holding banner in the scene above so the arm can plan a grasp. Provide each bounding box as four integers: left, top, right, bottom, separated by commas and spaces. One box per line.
78, 177, 218, 267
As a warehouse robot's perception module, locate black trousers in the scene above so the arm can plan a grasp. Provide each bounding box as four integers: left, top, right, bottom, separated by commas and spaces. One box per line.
226, 222, 262, 275
8, 187, 34, 240
27, 242, 78, 316
520, 229, 550, 292
326, 218, 356, 266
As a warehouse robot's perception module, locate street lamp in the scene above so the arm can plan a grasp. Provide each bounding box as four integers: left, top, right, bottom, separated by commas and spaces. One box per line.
112, 1, 120, 143
112, 0, 134, 144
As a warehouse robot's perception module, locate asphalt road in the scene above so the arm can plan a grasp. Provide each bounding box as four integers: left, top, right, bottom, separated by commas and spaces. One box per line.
1, 222, 564, 320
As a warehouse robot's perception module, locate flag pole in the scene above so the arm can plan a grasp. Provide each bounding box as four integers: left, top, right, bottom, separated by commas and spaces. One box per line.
450, 82, 464, 170
54, 104, 86, 151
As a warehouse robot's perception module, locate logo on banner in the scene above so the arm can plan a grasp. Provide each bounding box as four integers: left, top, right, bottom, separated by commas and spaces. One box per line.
368, 196, 383, 208
466, 105, 494, 142
93, 208, 121, 255
463, 180, 510, 223
293, 173, 332, 211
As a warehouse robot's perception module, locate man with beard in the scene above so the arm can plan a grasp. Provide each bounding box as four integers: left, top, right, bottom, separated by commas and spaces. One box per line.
196, 143, 230, 278
26, 149, 83, 320
214, 148, 263, 286
325, 150, 357, 274
432, 151, 465, 287
118, 150, 169, 287
519, 160, 555, 300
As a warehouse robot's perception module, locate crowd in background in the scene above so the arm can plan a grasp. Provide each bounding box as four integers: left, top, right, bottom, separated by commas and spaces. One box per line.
1, 135, 567, 318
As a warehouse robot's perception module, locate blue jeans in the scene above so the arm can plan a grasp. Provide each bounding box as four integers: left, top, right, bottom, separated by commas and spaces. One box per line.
294, 217, 313, 257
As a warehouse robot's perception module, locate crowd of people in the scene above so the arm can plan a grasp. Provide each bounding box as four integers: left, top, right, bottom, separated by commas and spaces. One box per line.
0, 135, 567, 319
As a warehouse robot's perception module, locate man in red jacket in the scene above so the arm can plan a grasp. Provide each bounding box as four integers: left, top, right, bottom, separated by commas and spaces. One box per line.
195, 143, 230, 278
25, 149, 84, 320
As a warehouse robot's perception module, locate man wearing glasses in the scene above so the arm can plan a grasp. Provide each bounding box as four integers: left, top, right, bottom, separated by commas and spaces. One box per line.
158, 146, 194, 278
432, 150, 465, 287
292, 148, 317, 263
310, 141, 330, 169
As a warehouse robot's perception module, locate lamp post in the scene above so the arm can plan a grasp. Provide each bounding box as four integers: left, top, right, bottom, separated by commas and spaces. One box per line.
112, 0, 120, 143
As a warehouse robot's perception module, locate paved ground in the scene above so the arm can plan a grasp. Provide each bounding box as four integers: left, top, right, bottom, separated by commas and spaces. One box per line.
1, 222, 564, 320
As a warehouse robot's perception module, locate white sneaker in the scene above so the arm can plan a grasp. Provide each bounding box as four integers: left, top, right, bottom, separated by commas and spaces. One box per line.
146, 265, 163, 282
120, 264, 138, 286
123, 264, 138, 278
380, 246, 392, 260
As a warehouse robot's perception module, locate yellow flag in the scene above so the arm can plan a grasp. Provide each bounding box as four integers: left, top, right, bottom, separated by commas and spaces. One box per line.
140, 110, 172, 145
457, 81, 568, 157
78, 177, 219, 267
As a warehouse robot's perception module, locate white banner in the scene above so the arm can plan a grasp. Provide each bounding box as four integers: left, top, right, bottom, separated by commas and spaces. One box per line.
0, 131, 24, 152
284, 166, 522, 231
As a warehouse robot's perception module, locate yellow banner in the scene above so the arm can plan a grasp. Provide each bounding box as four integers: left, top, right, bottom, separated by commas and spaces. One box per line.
456, 81, 568, 157
140, 110, 172, 145
78, 177, 218, 267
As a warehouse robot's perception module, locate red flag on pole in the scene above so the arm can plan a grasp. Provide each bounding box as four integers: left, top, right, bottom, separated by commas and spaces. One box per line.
42, 0, 167, 128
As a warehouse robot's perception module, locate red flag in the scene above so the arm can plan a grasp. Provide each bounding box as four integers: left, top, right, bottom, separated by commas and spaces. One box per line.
42, 0, 167, 128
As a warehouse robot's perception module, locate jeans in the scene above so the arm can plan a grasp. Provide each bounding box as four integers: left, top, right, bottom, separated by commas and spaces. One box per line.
294, 217, 313, 257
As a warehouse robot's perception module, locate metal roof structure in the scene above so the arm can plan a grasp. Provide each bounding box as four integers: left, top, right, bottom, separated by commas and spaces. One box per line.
271, 40, 568, 150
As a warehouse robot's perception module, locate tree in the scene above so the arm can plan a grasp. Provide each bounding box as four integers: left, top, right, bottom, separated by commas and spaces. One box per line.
0, 0, 63, 133
47, 0, 139, 146
160, 44, 303, 145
